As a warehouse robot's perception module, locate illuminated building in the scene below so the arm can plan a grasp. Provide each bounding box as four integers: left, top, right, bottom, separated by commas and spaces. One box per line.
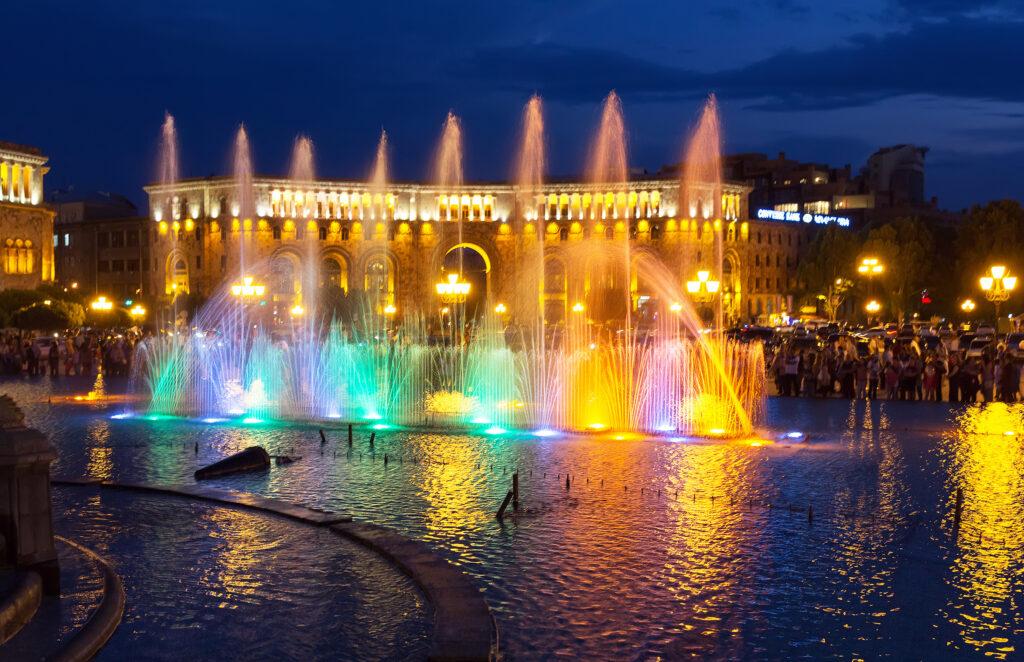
144, 175, 807, 324
51, 190, 150, 298
0, 141, 55, 288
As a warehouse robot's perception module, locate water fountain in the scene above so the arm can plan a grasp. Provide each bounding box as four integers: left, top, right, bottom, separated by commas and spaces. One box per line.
130, 95, 764, 437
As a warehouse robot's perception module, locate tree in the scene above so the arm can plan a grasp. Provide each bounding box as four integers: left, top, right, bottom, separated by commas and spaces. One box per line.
862, 217, 935, 321
955, 200, 1024, 313
795, 225, 861, 320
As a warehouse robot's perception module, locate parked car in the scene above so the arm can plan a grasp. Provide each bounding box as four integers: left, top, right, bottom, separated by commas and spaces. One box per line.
966, 337, 993, 358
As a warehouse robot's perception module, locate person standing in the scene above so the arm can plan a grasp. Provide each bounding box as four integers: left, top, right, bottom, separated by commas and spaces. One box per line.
867, 353, 881, 400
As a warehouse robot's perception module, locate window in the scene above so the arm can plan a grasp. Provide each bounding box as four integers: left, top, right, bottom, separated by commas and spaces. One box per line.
221, 255, 227, 271
195, 227, 202, 242
755, 255, 760, 267
97, 232, 109, 248
272, 225, 282, 240
111, 259, 124, 272
128, 259, 139, 272
195, 255, 202, 269
97, 260, 110, 273
804, 200, 830, 214
110, 231, 124, 248
52, 234, 58, 247
127, 230, 139, 247
319, 226, 327, 241
341, 227, 350, 241
64, 233, 70, 247
3, 239, 35, 274
142, 258, 150, 272
756, 231, 762, 244
755, 277, 761, 291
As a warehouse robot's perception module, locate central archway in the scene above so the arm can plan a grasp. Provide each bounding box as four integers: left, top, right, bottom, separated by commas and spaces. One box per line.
441, 242, 491, 318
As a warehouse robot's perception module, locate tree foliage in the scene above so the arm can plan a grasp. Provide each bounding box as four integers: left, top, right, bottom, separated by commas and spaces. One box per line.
862, 217, 935, 321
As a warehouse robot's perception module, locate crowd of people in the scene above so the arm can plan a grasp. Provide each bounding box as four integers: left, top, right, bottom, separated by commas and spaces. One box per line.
770, 338, 1024, 403
0, 330, 140, 378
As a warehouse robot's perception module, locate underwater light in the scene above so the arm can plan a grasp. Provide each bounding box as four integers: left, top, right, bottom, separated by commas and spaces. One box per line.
656, 424, 675, 432
484, 426, 506, 435
750, 441, 764, 447
588, 423, 607, 431
242, 417, 262, 424
1004, 431, 1017, 437
227, 408, 245, 416
472, 416, 492, 425
326, 413, 341, 419
708, 428, 726, 436
372, 423, 390, 430
110, 413, 132, 420
533, 428, 558, 438
786, 431, 804, 439
363, 413, 383, 421
202, 418, 227, 424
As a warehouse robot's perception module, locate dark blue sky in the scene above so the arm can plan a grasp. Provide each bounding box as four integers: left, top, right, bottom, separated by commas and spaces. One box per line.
5, 0, 1022, 210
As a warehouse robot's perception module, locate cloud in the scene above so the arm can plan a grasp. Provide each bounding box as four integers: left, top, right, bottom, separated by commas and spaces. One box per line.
460, 18, 1024, 110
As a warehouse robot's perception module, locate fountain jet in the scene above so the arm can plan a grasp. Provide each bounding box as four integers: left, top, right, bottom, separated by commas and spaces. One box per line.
587, 91, 628, 185
289, 135, 316, 183
158, 112, 179, 187
433, 112, 463, 189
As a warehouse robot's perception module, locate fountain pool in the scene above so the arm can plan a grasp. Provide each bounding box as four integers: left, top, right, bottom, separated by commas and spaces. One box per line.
17, 375, 1024, 659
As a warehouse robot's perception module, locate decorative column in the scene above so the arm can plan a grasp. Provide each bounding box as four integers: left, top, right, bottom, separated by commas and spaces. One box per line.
0, 395, 59, 594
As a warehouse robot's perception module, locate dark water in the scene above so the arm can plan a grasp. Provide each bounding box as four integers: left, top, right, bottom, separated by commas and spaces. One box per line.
49, 487, 431, 661
9, 375, 1024, 659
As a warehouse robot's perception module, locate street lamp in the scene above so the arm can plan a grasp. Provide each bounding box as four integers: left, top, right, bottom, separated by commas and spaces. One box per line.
979, 265, 1016, 319
685, 270, 720, 304
571, 301, 585, 313
383, 304, 397, 316
90, 296, 114, 312
494, 303, 507, 315
435, 272, 471, 304
290, 304, 305, 317
129, 304, 147, 320
865, 299, 881, 314
961, 298, 976, 314
857, 257, 885, 275
230, 276, 266, 300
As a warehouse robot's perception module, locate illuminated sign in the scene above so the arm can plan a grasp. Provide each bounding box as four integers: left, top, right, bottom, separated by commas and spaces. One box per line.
755, 208, 851, 228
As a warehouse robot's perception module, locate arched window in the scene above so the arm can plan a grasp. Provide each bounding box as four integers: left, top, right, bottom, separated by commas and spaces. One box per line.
364, 256, 394, 305
320, 257, 348, 293
270, 256, 296, 299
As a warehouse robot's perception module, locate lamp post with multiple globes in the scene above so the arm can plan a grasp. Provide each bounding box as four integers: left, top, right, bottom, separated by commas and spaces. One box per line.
979, 265, 1016, 321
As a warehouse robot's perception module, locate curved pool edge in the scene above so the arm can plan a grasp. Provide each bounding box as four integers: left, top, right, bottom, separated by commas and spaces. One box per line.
51, 535, 126, 662
52, 479, 499, 661
0, 570, 41, 644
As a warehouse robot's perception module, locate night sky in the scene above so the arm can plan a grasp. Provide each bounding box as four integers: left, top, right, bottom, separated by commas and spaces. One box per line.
5, 0, 1022, 210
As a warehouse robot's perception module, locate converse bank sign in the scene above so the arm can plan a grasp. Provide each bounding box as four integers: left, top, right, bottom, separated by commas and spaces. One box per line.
755, 208, 851, 228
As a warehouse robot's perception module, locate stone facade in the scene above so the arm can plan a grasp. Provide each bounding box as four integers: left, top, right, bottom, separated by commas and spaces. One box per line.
0, 142, 54, 290
144, 176, 805, 324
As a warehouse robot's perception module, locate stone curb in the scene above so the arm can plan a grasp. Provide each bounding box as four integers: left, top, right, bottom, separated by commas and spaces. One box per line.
0, 570, 41, 645
331, 521, 498, 662
50, 535, 125, 662
53, 480, 499, 660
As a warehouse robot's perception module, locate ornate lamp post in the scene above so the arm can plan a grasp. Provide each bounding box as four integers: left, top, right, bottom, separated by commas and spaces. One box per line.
435, 272, 471, 305
685, 270, 720, 304
686, 270, 719, 327
90, 296, 114, 312
961, 298, 976, 315
865, 299, 881, 323
979, 265, 1016, 319
230, 276, 266, 301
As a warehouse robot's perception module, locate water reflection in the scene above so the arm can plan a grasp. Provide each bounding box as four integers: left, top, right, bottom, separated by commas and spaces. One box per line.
664, 444, 757, 653
941, 403, 1024, 659
414, 432, 490, 561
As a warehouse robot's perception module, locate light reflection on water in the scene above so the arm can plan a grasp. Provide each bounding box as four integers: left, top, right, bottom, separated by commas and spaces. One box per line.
939, 404, 1024, 659
9, 377, 1024, 658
